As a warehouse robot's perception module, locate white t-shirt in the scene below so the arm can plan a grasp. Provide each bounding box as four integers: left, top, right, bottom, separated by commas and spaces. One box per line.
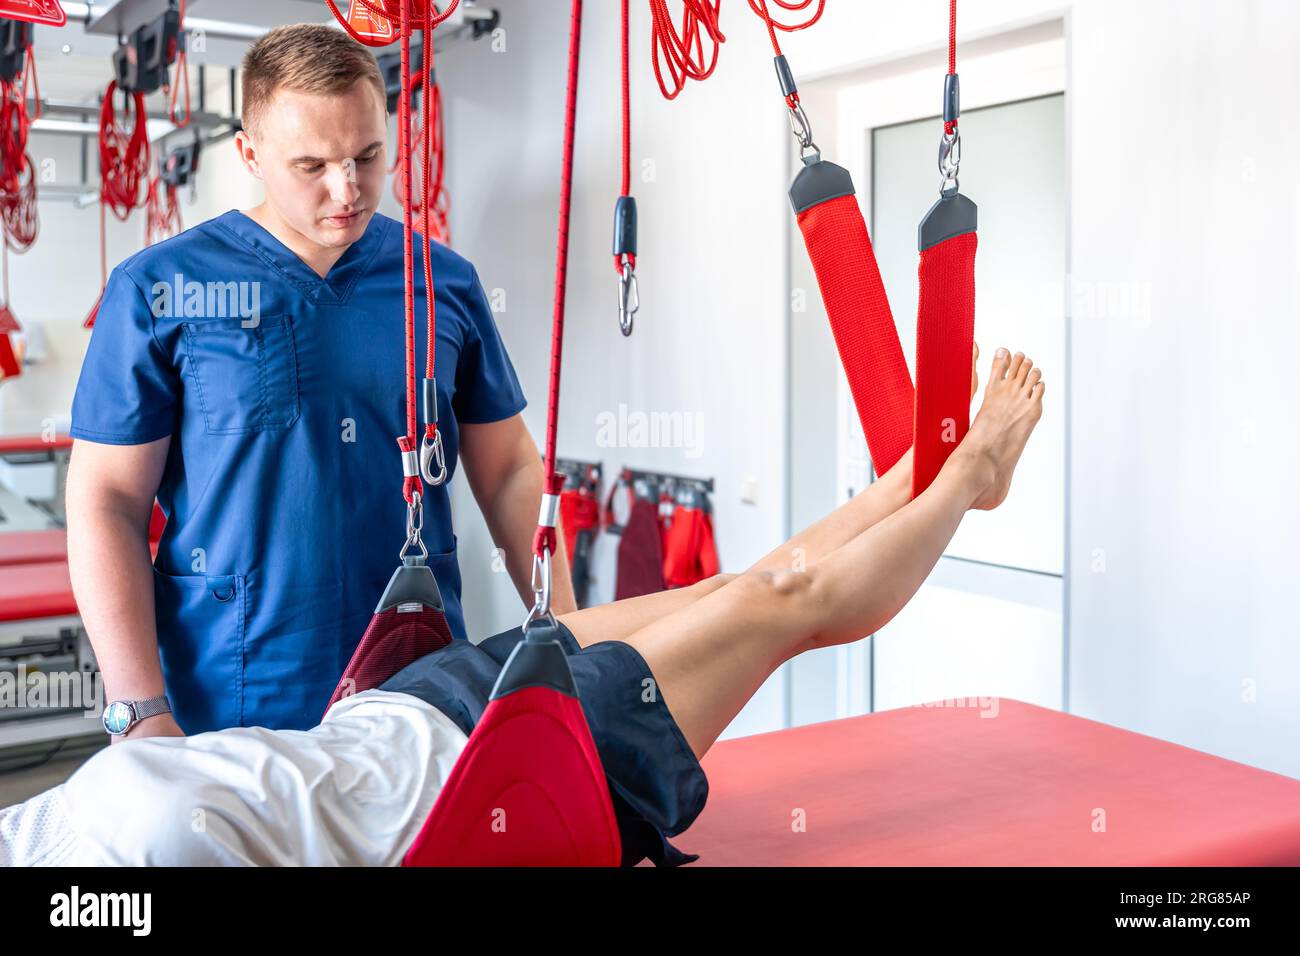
0, 689, 469, 866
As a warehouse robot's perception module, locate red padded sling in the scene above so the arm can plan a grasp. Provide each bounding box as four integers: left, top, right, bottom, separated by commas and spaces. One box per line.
790, 0, 976, 498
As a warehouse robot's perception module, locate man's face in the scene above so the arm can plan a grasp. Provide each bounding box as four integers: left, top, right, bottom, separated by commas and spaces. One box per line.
237, 79, 388, 250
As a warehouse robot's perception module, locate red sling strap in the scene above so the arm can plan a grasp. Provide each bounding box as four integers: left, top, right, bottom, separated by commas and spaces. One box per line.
401, 619, 622, 867
645, 1, 975, 498
785, 0, 976, 497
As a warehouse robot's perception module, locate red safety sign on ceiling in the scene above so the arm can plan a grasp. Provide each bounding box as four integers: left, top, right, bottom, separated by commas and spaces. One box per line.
346, 0, 395, 42
0, 1, 66, 27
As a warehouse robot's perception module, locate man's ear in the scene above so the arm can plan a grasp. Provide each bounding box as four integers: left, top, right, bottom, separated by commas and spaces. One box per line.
234, 130, 263, 180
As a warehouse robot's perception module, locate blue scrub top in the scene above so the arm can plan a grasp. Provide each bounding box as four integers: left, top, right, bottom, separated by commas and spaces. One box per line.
70, 210, 527, 734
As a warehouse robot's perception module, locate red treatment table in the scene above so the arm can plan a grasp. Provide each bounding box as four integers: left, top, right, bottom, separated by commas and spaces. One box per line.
0, 529, 67, 567
678, 698, 1300, 866
0, 560, 78, 625
0, 434, 73, 456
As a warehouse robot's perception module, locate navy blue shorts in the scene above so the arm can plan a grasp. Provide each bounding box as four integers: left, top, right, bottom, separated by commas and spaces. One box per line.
378, 622, 710, 866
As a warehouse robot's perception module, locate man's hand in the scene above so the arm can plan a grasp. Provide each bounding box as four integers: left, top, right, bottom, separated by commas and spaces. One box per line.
460, 415, 579, 615
114, 712, 186, 745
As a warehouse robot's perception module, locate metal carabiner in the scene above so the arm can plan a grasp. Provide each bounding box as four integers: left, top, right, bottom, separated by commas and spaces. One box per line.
618, 257, 639, 337
787, 101, 821, 165
399, 491, 429, 562
420, 429, 447, 487
521, 547, 557, 633
787, 100, 814, 148
938, 129, 961, 196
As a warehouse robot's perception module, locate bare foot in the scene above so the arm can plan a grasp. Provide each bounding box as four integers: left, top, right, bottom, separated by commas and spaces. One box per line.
971, 341, 980, 400
950, 347, 1044, 510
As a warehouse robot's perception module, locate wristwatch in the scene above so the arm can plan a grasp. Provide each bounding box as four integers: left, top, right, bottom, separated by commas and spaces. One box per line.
102, 696, 172, 736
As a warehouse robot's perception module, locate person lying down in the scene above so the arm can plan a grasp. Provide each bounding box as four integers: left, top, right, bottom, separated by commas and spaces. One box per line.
1, 346, 1043, 868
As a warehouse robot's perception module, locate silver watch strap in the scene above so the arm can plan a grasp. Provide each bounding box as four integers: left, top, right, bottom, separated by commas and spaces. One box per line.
132, 696, 172, 721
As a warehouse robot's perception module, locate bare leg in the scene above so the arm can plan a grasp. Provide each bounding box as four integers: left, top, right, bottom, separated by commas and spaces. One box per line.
615, 347, 1042, 759
558, 343, 979, 647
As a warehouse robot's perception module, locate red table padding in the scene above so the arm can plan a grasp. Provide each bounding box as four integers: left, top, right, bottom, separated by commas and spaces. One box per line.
0, 529, 67, 567
679, 698, 1300, 865
0, 434, 73, 455
0, 561, 77, 622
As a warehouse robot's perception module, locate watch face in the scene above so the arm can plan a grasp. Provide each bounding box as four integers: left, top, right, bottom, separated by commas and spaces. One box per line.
103, 701, 134, 735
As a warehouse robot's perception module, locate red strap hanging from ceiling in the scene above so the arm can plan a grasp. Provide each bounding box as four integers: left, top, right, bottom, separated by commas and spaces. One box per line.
530, 0, 583, 582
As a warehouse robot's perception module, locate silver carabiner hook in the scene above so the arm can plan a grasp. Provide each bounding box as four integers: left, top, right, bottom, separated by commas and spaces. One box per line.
420, 430, 447, 487
787, 102, 821, 165
787, 101, 814, 148
618, 258, 639, 337
399, 491, 429, 562
522, 548, 557, 633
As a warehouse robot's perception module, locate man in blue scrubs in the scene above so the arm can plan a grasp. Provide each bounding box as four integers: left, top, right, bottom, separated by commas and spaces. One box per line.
65, 24, 576, 740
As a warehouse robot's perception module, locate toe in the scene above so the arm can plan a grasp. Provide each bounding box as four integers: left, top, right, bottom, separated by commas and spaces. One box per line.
1016, 356, 1033, 383
1008, 352, 1025, 380
990, 347, 1010, 382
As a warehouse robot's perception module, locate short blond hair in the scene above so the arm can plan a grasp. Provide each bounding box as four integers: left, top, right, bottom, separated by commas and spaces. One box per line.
241, 23, 385, 136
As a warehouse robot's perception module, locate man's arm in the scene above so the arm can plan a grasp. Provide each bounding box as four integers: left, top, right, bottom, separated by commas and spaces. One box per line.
458, 415, 578, 616
65, 437, 185, 743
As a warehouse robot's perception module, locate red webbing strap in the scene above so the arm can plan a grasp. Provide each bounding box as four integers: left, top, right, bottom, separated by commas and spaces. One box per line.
532, 0, 582, 562
913, 232, 976, 496
795, 195, 914, 477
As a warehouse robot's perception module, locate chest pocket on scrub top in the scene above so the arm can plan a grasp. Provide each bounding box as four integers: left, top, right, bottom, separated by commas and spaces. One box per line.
183, 315, 301, 435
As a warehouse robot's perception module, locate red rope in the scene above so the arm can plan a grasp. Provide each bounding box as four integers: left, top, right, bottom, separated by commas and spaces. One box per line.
745, 0, 825, 107
390, 52, 450, 243
615, 0, 635, 275
398, 0, 420, 502
0, 42, 40, 251
392, 0, 460, 501
647, 0, 724, 100
746, 0, 825, 57
620, 0, 631, 198
944, 0, 957, 135
533, 0, 583, 561
420, 0, 437, 421
168, 0, 192, 128
143, 173, 182, 246
89, 81, 149, 307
